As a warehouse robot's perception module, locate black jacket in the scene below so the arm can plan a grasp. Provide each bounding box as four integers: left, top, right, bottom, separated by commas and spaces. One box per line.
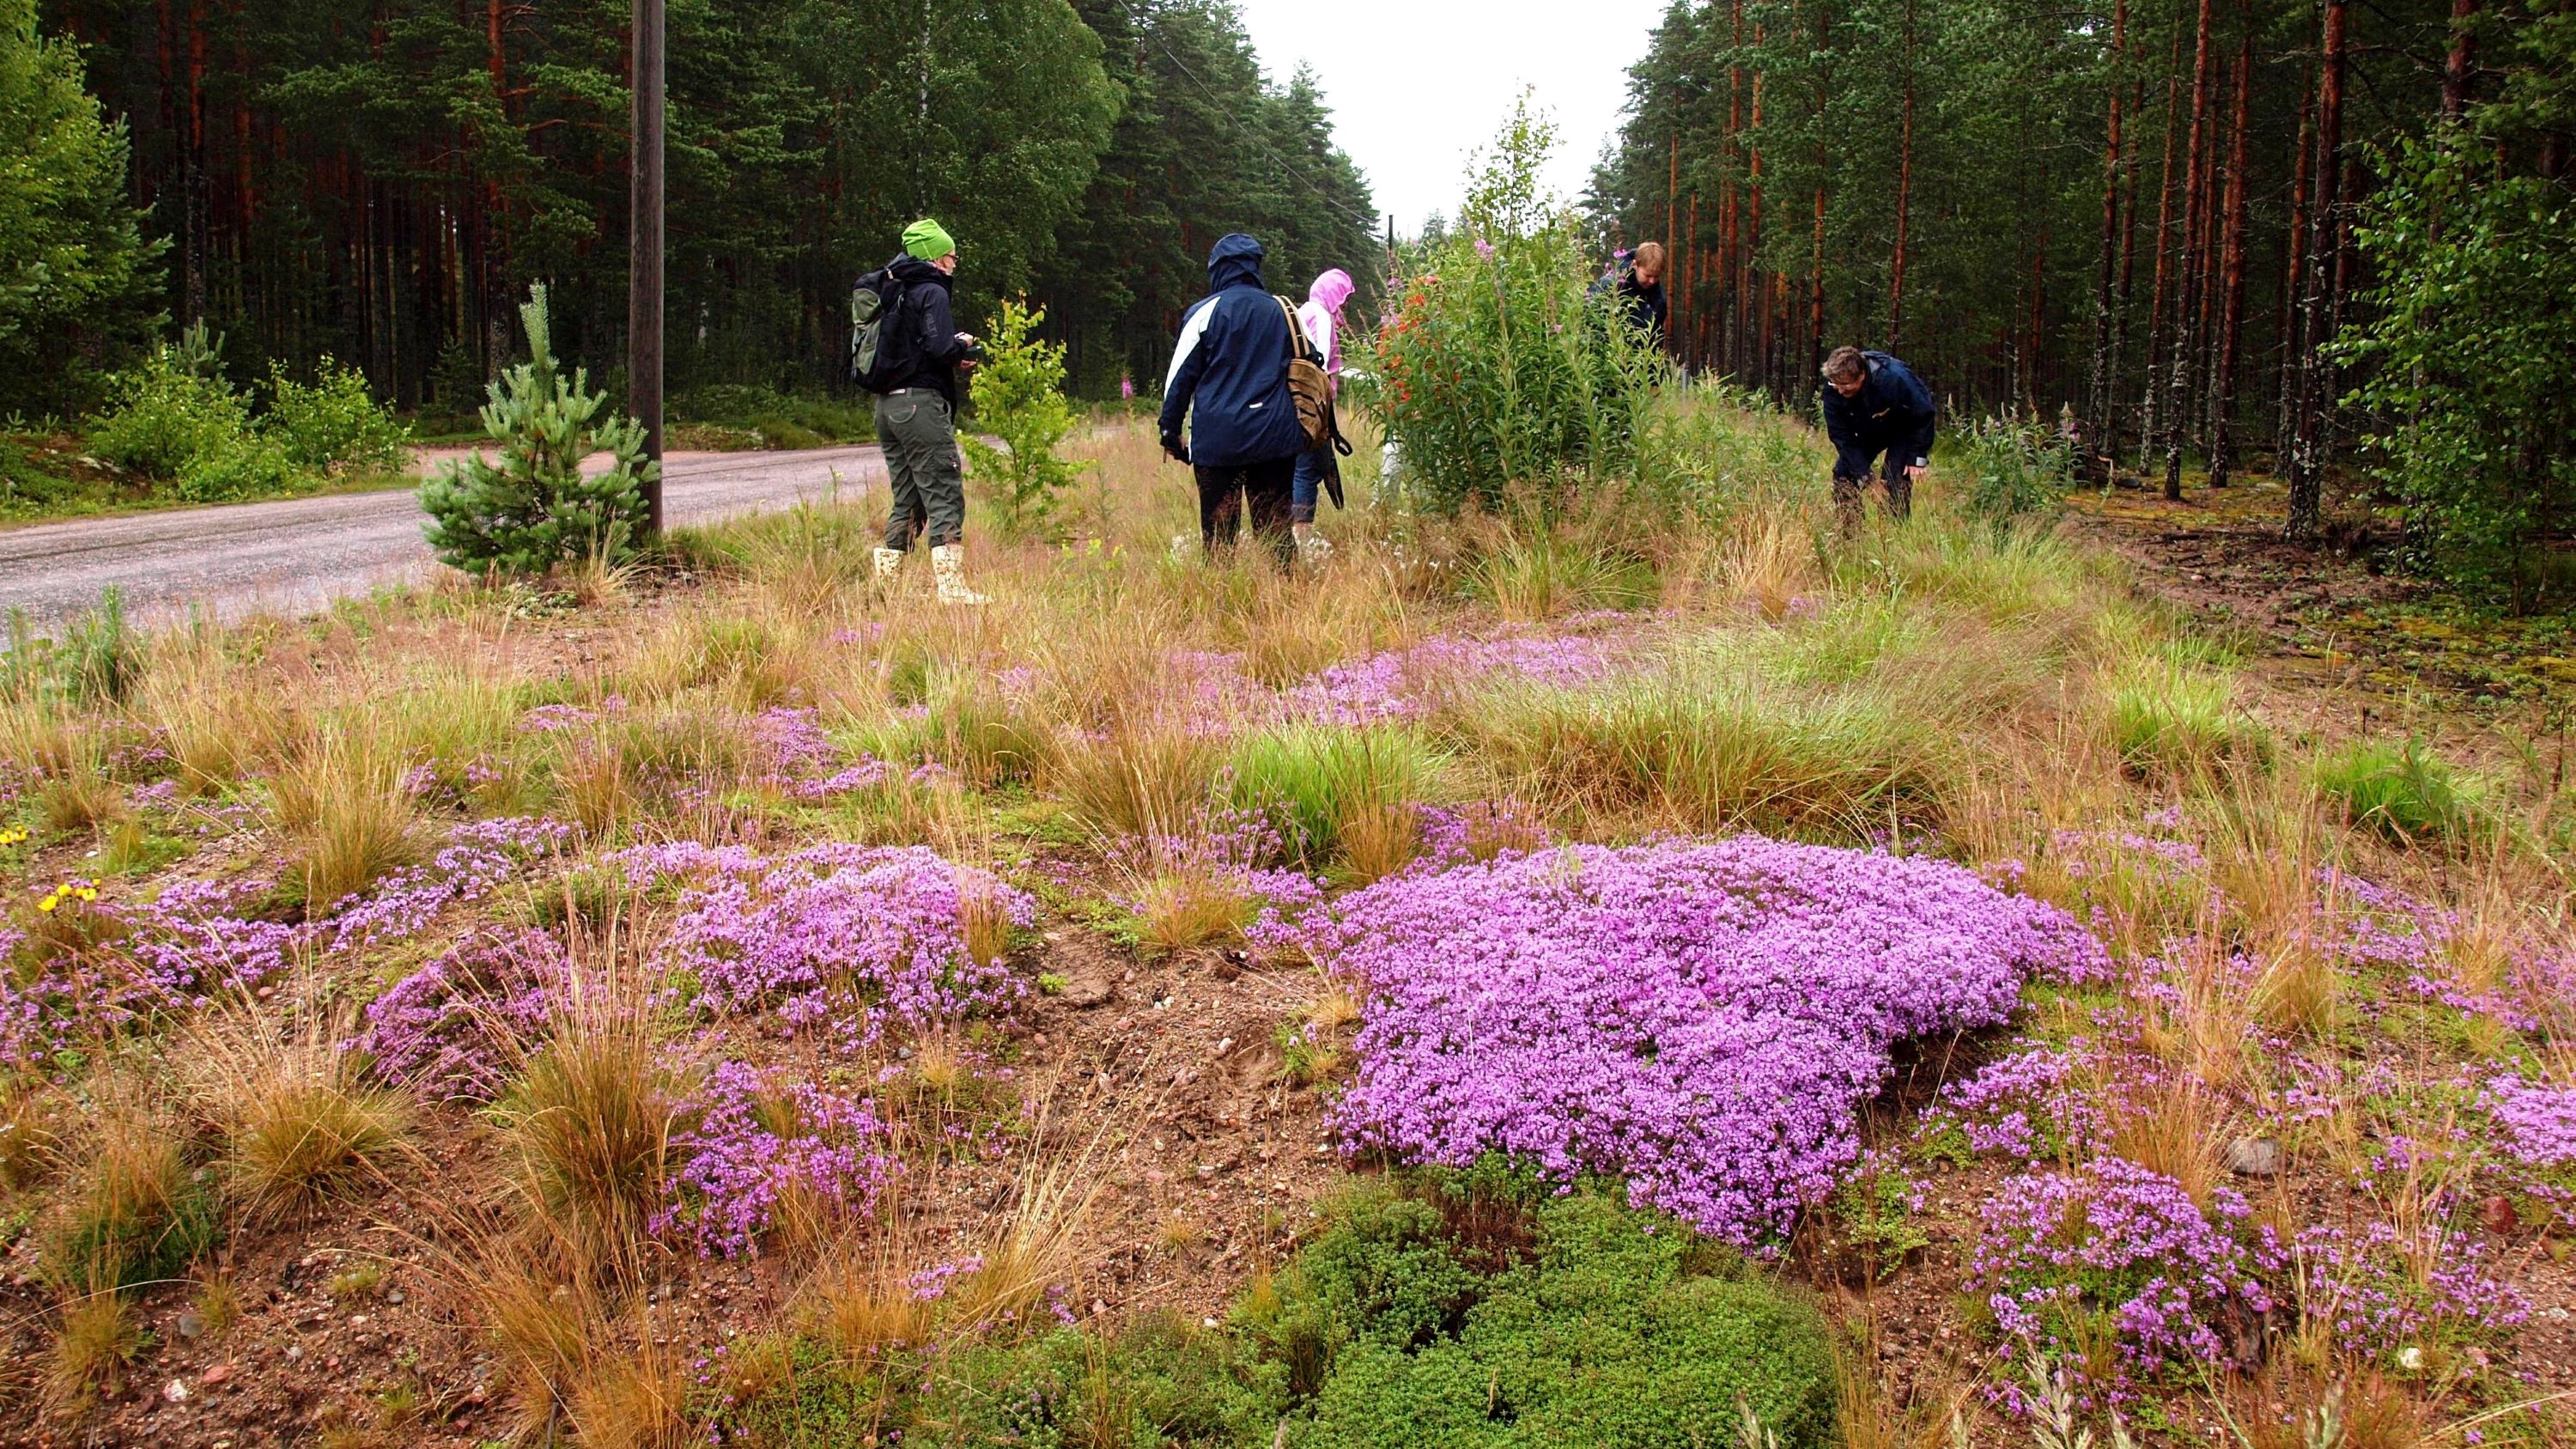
1157, 234, 1309, 469
1614, 269, 1668, 340
878, 255, 969, 406
1822, 350, 1937, 480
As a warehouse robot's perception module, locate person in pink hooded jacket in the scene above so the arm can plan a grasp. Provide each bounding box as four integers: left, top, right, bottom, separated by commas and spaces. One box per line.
1291, 267, 1355, 561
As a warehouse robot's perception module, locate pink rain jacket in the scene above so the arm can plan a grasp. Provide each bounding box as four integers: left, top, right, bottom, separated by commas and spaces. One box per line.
1296, 268, 1356, 393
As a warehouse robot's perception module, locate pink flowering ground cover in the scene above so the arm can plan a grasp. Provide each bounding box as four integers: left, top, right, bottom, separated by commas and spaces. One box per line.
614, 841, 1035, 1044
1284, 630, 1632, 726
1288, 836, 2104, 1244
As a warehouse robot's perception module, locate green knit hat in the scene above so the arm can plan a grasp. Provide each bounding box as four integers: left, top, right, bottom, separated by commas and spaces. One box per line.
902, 217, 956, 261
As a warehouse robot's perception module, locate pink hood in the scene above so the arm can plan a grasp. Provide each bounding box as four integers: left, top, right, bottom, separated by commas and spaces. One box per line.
1300, 268, 1358, 376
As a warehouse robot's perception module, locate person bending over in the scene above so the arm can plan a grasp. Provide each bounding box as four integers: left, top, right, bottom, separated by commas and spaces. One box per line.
1820, 344, 1935, 527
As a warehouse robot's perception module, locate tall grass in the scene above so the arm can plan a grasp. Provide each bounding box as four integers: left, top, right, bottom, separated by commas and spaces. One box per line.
495, 965, 692, 1276
1222, 725, 1448, 867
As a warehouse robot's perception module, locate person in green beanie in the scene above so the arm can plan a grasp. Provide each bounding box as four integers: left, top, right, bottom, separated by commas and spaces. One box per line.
865, 217, 987, 604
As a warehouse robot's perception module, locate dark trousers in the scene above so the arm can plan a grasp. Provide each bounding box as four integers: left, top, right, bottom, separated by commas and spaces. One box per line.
1195, 456, 1296, 565
1833, 443, 1915, 527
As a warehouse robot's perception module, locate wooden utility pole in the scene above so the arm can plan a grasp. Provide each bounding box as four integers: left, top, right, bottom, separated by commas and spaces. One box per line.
630, 0, 666, 535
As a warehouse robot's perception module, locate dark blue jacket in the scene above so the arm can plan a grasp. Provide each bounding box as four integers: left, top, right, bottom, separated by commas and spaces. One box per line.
1822, 350, 1937, 480
1159, 234, 1308, 469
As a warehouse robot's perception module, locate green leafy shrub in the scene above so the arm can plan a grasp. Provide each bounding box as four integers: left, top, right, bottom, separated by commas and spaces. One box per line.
88, 326, 296, 502
1243, 1172, 1838, 1447
2340, 135, 2576, 609
0, 0, 165, 417
1369, 100, 1665, 514
1958, 412, 2073, 522
419, 283, 657, 578
2313, 738, 2487, 844
964, 298, 1087, 540
264, 356, 409, 473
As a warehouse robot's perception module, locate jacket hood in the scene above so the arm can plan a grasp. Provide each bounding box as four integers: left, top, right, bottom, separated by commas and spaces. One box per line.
1306, 268, 1356, 316
888, 254, 951, 288
1206, 233, 1267, 293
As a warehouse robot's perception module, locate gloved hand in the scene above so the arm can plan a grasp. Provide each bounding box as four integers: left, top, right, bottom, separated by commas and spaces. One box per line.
1162, 433, 1190, 465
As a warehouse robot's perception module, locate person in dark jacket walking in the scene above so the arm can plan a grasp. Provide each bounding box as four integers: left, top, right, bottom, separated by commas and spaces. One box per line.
1820, 344, 1936, 527
1160, 233, 1309, 568
869, 217, 987, 604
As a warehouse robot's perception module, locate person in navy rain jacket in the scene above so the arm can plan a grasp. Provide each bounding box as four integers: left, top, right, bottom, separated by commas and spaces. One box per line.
1161, 234, 1309, 567
1820, 344, 1936, 527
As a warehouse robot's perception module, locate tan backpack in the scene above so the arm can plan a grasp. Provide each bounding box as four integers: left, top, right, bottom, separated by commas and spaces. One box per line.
1274, 295, 1336, 453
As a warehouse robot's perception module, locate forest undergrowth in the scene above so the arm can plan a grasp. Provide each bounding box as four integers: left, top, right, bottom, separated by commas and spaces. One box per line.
0, 399, 2571, 1447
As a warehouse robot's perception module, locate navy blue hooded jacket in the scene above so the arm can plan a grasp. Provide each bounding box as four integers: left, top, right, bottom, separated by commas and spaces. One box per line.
1159, 234, 1309, 469
1822, 350, 1937, 481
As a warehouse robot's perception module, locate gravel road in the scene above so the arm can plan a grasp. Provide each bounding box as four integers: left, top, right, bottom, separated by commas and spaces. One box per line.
0, 445, 884, 627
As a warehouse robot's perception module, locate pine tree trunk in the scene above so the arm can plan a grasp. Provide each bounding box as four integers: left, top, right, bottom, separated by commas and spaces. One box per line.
2275, 82, 2312, 455
2285, 0, 2347, 543
2087, 0, 2127, 457
1889, 0, 1916, 348
2139, 24, 2184, 477
2160, 0, 2215, 502
2440, 0, 2480, 123
2209, 23, 2252, 488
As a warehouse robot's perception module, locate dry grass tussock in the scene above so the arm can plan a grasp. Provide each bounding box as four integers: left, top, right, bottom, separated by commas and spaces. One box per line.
185, 998, 416, 1222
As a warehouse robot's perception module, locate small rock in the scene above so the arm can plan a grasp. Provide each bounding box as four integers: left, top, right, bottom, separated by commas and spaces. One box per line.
200, 1363, 234, 1387
385, 1289, 404, 1306
1062, 976, 1113, 1008
1213, 1037, 1234, 1056
175, 1311, 204, 1340
2225, 1136, 2281, 1177
283, 1345, 304, 1361
2482, 1195, 2518, 1237
2397, 1345, 2424, 1372
1030, 1032, 1049, 1049
163, 1379, 189, 1403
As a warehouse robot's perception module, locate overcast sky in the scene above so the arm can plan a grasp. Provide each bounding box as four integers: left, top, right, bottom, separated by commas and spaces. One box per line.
1230, 1, 1657, 236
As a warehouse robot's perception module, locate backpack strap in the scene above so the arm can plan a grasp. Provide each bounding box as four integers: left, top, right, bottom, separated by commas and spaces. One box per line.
1277, 295, 1321, 365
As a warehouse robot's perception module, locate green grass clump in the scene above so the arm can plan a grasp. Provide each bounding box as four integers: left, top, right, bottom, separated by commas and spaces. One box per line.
2104, 660, 2269, 779
1223, 726, 1449, 867
1460, 670, 1940, 839
2312, 738, 2486, 844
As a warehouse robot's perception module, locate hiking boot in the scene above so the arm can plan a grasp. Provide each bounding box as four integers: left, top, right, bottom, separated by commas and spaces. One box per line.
930, 543, 987, 606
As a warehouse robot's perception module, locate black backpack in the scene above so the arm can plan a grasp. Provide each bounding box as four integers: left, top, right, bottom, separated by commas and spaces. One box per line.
848, 268, 909, 392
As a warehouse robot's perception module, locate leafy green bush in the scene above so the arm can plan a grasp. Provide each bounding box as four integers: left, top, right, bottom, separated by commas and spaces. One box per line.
1247, 1173, 1838, 1448
0, 0, 165, 417
2340, 135, 2576, 609
964, 297, 1088, 540
1369, 100, 1665, 514
264, 356, 409, 473
2313, 737, 2487, 844
1958, 412, 2074, 522
88, 328, 295, 502
419, 283, 656, 577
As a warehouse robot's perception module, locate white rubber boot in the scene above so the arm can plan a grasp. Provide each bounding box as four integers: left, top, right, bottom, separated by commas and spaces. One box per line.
931, 543, 987, 606
872, 546, 904, 583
